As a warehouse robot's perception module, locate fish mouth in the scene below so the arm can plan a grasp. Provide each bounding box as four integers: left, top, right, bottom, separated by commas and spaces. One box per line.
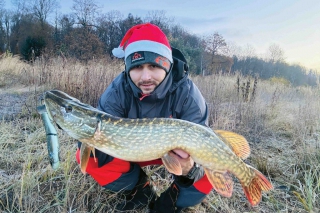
41, 90, 77, 131
45, 90, 78, 106
42, 90, 99, 133
45, 90, 94, 109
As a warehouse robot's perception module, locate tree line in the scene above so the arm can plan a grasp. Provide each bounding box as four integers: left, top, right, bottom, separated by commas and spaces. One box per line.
0, 0, 317, 86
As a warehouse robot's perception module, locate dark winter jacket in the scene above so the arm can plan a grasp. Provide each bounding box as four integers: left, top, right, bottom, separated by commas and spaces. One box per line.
80, 64, 209, 184
98, 69, 208, 125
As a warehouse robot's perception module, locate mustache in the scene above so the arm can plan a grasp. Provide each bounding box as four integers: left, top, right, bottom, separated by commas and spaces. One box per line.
138, 80, 157, 86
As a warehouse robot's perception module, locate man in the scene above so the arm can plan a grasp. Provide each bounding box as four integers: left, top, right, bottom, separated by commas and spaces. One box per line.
76, 23, 213, 212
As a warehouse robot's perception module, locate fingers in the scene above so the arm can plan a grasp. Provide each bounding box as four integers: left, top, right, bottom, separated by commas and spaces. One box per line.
169, 150, 189, 161
172, 149, 190, 159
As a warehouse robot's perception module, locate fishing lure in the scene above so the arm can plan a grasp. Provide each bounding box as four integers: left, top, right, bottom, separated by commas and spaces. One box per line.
37, 104, 60, 170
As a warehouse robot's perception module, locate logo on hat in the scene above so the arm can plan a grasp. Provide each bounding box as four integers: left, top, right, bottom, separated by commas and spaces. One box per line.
155, 56, 170, 71
131, 52, 145, 63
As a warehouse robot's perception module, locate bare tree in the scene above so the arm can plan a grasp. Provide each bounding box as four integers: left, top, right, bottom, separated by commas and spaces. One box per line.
204, 32, 229, 56
1, 10, 12, 53
26, 0, 59, 25
120, 13, 143, 34
96, 10, 124, 55
267, 43, 285, 63
61, 0, 103, 61
72, 0, 100, 27
144, 10, 173, 34
226, 41, 252, 60
64, 27, 104, 61
225, 41, 237, 56
7, 0, 27, 55
11, 0, 27, 14
0, 9, 4, 53
59, 14, 75, 34
242, 44, 257, 59
203, 32, 230, 74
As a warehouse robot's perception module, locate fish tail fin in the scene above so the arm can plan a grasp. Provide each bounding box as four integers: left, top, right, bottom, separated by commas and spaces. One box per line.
242, 165, 273, 206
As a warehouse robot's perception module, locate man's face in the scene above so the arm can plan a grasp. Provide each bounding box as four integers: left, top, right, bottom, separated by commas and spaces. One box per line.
129, 63, 166, 94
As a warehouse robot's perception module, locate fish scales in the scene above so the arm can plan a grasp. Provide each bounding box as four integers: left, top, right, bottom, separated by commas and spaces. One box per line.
80, 113, 244, 175
41, 89, 273, 206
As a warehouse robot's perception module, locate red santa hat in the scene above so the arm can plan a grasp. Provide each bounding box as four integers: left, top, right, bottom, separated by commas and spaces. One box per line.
112, 23, 173, 72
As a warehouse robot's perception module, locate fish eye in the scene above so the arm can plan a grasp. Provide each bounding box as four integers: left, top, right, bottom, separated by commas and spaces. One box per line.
65, 105, 73, 113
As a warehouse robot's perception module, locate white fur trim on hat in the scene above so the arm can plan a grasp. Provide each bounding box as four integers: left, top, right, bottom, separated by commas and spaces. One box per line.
125, 40, 173, 62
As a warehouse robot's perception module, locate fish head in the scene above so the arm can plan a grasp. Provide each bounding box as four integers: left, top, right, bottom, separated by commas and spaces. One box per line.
43, 90, 99, 139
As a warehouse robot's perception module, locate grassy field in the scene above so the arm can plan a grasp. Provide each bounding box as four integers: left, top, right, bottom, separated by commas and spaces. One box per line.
0, 55, 319, 213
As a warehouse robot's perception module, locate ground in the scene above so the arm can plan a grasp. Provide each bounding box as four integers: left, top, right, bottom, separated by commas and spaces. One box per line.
0, 86, 40, 120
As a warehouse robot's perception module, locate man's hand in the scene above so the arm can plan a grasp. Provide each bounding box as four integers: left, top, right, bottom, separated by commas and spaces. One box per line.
169, 149, 194, 176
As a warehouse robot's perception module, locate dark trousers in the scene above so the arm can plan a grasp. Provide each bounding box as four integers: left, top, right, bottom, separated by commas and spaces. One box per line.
76, 148, 213, 208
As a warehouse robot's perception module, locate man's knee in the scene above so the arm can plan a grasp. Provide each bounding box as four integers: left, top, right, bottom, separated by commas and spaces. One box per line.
102, 163, 141, 191
176, 184, 207, 208
175, 174, 212, 208
76, 148, 141, 191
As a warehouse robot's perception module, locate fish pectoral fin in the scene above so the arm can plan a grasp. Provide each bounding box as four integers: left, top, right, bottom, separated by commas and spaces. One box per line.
162, 153, 182, 175
204, 168, 234, 198
214, 130, 251, 160
80, 143, 93, 174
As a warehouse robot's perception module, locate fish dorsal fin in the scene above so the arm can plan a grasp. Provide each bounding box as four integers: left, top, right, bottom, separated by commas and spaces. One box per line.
214, 130, 251, 159
162, 153, 182, 175
204, 168, 234, 198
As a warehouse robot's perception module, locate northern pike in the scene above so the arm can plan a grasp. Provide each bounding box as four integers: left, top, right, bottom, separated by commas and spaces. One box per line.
41, 90, 273, 206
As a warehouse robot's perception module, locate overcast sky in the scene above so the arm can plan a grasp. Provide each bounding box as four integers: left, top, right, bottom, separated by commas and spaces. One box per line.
4, 0, 320, 71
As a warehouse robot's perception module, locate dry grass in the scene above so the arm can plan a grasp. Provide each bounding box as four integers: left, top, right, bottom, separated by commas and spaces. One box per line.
0, 55, 320, 212
0, 55, 32, 88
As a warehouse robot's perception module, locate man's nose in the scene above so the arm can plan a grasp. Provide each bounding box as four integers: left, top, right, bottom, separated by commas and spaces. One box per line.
141, 68, 151, 80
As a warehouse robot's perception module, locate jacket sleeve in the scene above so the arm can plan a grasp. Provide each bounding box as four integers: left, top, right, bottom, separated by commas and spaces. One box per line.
179, 79, 209, 127
97, 73, 126, 117
175, 79, 209, 185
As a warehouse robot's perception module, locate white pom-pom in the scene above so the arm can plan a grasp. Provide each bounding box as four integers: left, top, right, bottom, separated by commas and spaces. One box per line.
112, 47, 125, 58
